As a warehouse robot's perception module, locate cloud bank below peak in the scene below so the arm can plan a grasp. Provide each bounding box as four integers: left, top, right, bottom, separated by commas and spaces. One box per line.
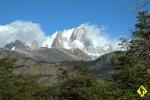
43, 23, 120, 50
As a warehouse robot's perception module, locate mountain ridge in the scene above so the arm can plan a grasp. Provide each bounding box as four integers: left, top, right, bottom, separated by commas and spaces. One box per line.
2, 40, 91, 63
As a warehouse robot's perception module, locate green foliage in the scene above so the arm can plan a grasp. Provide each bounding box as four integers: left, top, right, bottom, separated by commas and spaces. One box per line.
0, 57, 113, 100
60, 72, 98, 99
119, 37, 130, 50
112, 10, 150, 99
0, 58, 49, 100
55, 66, 116, 100
133, 11, 150, 40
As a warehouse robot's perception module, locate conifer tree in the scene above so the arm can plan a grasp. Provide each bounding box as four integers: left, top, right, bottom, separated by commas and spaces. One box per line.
113, 10, 150, 99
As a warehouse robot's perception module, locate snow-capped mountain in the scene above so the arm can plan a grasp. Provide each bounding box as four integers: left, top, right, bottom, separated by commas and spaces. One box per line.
51, 24, 118, 59
2, 23, 120, 60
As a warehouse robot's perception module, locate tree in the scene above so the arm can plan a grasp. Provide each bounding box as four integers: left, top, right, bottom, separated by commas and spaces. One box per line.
133, 11, 150, 39
119, 37, 130, 51
112, 10, 150, 99
131, 10, 150, 61
0, 57, 50, 100
54, 65, 113, 100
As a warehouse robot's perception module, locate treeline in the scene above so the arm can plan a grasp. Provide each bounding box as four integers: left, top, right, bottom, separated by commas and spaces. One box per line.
0, 57, 115, 100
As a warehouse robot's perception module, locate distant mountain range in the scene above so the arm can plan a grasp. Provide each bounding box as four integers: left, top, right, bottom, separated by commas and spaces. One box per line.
3, 40, 91, 63
2, 24, 120, 62
1, 24, 120, 61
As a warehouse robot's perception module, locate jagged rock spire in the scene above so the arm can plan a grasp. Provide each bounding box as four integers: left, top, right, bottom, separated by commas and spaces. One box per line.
31, 41, 39, 49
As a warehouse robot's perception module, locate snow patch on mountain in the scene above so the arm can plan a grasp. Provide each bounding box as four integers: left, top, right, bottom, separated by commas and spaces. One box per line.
11, 46, 16, 51
62, 28, 74, 40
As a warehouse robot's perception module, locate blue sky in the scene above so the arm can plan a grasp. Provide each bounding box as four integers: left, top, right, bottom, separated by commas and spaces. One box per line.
0, 0, 149, 39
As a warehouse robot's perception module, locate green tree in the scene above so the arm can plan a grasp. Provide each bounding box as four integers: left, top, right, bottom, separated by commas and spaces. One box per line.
0, 58, 50, 100
119, 37, 130, 51
112, 10, 150, 99
54, 65, 114, 100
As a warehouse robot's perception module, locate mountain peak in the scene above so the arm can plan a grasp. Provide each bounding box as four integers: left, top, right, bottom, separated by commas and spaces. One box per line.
4, 40, 30, 51
70, 27, 87, 42
49, 24, 116, 60
51, 32, 64, 48
31, 41, 39, 49
56, 32, 62, 39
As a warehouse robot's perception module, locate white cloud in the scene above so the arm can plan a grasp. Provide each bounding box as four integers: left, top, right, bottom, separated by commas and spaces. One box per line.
0, 20, 46, 47
42, 31, 58, 47
61, 28, 74, 40
76, 23, 120, 50
79, 23, 109, 47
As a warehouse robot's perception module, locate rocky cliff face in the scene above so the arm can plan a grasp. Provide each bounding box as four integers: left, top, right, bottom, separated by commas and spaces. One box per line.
31, 41, 39, 49
51, 32, 71, 49
51, 33, 63, 48
51, 25, 114, 59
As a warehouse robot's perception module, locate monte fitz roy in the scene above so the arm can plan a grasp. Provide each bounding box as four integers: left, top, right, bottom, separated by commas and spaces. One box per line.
1, 23, 120, 63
